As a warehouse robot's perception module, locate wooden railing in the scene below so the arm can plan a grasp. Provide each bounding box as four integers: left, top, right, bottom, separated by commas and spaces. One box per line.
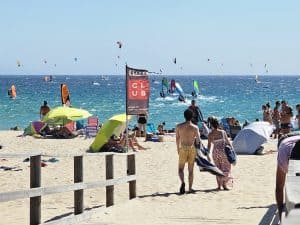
0, 152, 136, 225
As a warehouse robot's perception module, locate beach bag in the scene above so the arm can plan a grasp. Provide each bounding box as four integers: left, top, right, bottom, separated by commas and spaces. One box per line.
222, 131, 237, 164
224, 145, 237, 165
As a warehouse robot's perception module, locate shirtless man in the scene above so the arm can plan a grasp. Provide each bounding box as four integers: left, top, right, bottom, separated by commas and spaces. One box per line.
280, 100, 293, 134
176, 109, 201, 194
40, 101, 50, 119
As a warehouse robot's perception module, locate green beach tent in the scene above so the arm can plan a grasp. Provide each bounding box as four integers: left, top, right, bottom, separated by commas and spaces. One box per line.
90, 113, 131, 152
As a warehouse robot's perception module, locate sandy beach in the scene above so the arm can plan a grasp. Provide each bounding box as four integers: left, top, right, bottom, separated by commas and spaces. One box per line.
0, 131, 279, 225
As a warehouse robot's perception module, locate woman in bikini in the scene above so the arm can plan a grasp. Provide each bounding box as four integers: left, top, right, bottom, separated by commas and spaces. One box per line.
207, 117, 233, 190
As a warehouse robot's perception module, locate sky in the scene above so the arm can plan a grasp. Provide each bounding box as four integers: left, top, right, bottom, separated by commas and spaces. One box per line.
0, 0, 299, 75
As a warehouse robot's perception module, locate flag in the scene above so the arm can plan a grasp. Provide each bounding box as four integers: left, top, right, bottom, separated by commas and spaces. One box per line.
126, 65, 150, 115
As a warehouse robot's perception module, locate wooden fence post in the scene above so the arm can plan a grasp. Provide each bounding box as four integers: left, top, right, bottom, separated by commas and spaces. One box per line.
106, 154, 114, 207
74, 156, 83, 215
127, 154, 136, 199
30, 155, 41, 225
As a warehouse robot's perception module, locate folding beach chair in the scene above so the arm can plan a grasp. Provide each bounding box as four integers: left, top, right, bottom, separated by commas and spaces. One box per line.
146, 123, 158, 134
85, 116, 99, 138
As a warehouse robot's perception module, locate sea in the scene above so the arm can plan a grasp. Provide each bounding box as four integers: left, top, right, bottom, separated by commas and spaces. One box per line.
0, 75, 299, 131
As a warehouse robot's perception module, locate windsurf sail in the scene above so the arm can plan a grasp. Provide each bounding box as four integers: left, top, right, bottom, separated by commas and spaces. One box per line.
175, 82, 186, 102
169, 79, 176, 93
160, 77, 168, 97
192, 80, 200, 97
255, 75, 260, 83
61, 83, 71, 106
9, 85, 17, 99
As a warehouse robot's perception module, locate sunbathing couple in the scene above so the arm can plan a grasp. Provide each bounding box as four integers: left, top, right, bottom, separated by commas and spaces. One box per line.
101, 130, 148, 152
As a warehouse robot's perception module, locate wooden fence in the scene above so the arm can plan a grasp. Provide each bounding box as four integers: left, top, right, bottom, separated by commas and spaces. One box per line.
0, 152, 136, 225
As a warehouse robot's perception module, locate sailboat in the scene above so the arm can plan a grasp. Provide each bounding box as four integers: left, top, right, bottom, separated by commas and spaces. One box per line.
255, 75, 261, 83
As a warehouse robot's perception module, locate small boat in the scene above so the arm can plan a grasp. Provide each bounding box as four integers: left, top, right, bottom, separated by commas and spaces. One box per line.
100, 75, 109, 80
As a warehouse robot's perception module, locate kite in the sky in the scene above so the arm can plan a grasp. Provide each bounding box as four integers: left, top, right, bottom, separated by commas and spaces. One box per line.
74, 57, 78, 62
173, 58, 177, 64
16, 60, 21, 67
116, 41, 122, 48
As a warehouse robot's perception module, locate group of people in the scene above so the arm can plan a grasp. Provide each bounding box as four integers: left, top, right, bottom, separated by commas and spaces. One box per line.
176, 100, 233, 194
262, 100, 300, 138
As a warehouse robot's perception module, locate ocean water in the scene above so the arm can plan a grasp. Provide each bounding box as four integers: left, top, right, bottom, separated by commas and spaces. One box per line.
0, 75, 299, 130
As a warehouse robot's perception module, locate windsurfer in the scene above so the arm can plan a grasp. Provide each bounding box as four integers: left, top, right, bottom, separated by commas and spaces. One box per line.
178, 94, 185, 102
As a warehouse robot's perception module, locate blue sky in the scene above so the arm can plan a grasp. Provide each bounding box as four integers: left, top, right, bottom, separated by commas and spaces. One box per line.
0, 0, 299, 75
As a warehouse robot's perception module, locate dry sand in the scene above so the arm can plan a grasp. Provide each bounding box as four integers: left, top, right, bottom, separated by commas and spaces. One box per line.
0, 131, 279, 225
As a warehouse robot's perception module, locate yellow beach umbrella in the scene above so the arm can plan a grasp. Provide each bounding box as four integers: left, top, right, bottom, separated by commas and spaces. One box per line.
90, 113, 132, 152
42, 106, 92, 125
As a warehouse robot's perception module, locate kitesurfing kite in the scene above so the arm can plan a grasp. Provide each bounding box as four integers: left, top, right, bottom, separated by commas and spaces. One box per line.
173, 58, 177, 64
116, 41, 122, 49
16, 60, 21, 67
74, 57, 78, 62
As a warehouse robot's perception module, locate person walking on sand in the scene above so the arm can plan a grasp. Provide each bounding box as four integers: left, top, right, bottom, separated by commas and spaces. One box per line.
207, 117, 233, 190
176, 109, 201, 194
40, 100, 50, 120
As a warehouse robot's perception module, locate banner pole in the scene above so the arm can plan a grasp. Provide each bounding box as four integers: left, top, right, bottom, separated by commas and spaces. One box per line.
125, 115, 129, 152
125, 64, 129, 152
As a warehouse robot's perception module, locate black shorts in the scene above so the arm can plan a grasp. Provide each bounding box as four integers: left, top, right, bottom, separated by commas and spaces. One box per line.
138, 117, 147, 124
281, 123, 292, 129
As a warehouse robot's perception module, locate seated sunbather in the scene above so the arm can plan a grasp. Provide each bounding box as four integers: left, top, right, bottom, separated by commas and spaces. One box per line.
120, 131, 148, 151
53, 126, 78, 139
157, 122, 166, 135
100, 134, 125, 152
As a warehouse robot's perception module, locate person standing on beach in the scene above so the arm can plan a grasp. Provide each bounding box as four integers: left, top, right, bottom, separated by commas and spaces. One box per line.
188, 99, 204, 125
272, 101, 281, 139
40, 101, 50, 120
137, 113, 148, 137
207, 117, 233, 190
262, 104, 272, 124
280, 100, 293, 134
176, 109, 201, 194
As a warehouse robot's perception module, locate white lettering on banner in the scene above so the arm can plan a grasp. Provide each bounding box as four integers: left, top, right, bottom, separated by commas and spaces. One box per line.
132, 83, 138, 88
131, 91, 138, 96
